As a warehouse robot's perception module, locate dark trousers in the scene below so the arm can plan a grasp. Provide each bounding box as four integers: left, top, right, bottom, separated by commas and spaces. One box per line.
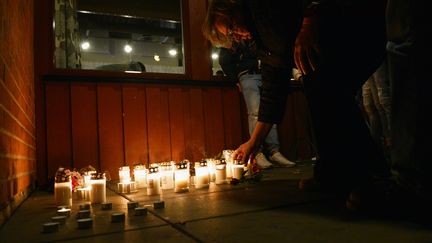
302, 6, 389, 192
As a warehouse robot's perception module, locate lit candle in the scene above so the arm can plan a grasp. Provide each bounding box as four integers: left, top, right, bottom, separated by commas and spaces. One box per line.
57, 207, 71, 217
133, 164, 147, 189
54, 175, 72, 207
232, 160, 245, 180
174, 161, 190, 193
90, 173, 106, 204
206, 158, 216, 182
146, 164, 161, 195
159, 161, 175, 190
215, 160, 227, 184
223, 150, 235, 180
194, 161, 209, 189
119, 166, 131, 183
75, 187, 91, 200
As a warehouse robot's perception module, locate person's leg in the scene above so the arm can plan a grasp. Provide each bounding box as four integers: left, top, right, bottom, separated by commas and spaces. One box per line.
362, 77, 383, 144
239, 74, 273, 168
302, 6, 389, 193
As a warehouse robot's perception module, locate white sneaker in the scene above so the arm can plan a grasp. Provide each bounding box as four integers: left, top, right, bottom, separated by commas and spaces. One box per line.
255, 152, 273, 169
270, 152, 296, 167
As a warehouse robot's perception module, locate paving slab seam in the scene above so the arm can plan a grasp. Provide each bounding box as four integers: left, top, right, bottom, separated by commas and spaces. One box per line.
108, 186, 205, 243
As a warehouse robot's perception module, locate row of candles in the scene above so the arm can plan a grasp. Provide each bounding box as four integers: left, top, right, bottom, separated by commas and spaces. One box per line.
54, 150, 244, 207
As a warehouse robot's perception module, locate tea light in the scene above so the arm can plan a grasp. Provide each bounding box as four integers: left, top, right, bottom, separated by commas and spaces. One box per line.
77, 218, 93, 229
101, 202, 113, 210
194, 161, 209, 189
77, 210, 91, 219
90, 173, 106, 204
159, 161, 175, 190
146, 164, 161, 195
134, 207, 148, 216
215, 160, 227, 184
42, 222, 60, 233
111, 212, 125, 223
153, 201, 165, 209
133, 164, 147, 189
79, 203, 91, 210
51, 216, 67, 225
206, 158, 216, 182
54, 180, 72, 207
127, 201, 139, 209
117, 181, 137, 194
232, 160, 245, 180
174, 161, 190, 192
57, 207, 71, 217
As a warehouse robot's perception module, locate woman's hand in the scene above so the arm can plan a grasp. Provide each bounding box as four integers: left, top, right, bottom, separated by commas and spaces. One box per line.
232, 121, 273, 164
294, 17, 320, 75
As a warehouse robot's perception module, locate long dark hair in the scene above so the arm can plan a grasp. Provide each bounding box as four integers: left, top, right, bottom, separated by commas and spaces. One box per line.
202, 0, 243, 47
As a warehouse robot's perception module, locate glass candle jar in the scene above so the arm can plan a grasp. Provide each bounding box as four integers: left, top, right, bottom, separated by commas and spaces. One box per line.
194, 161, 209, 189
133, 164, 147, 189
223, 150, 234, 179
215, 159, 227, 184
232, 160, 245, 180
54, 175, 72, 206
146, 164, 161, 196
90, 172, 106, 204
159, 161, 175, 190
174, 161, 190, 192
206, 158, 216, 182
119, 166, 131, 183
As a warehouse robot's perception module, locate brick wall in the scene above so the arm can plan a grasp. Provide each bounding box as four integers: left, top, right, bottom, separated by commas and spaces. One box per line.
0, 0, 36, 226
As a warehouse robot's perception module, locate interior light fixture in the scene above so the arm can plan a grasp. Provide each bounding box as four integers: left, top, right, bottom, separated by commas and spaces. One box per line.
154, 54, 160, 62
124, 44, 133, 53
211, 53, 219, 60
168, 49, 177, 56
81, 41, 90, 50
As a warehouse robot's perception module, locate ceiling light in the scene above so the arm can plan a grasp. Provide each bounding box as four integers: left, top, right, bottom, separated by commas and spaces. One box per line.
168, 49, 177, 56
81, 41, 90, 50
154, 54, 160, 62
211, 53, 219, 60
124, 44, 133, 53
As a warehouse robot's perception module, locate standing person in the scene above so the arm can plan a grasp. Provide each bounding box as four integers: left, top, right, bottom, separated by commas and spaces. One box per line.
219, 44, 296, 169
346, 0, 432, 215
202, 0, 388, 194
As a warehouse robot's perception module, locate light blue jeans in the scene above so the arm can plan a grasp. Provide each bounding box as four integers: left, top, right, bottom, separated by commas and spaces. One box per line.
239, 74, 280, 154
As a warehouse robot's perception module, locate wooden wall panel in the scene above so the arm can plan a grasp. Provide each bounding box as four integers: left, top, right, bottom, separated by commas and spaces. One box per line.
188, 88, 206, 161
222, 88, 243, 150
45, 82, 72, 177
146, 87, 172, 163
97, 84, 124, 177
122, 85, 149, 166
202, 88, 225, 158
70, 83, 99, 170
168, 87, 186, 161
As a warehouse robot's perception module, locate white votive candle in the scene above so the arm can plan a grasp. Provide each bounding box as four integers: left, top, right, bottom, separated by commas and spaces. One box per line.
146, 165, 161, 195
194, 161, 209, 189
90, 173, 106, 204
54, 181, 72, 207
215, 163, 227, 184
174, 162, 190, 192
133, 164, 147, 188
159, 161, 175, 190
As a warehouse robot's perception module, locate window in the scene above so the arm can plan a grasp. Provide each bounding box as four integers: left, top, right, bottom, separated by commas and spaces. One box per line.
54, 0, 184, 74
